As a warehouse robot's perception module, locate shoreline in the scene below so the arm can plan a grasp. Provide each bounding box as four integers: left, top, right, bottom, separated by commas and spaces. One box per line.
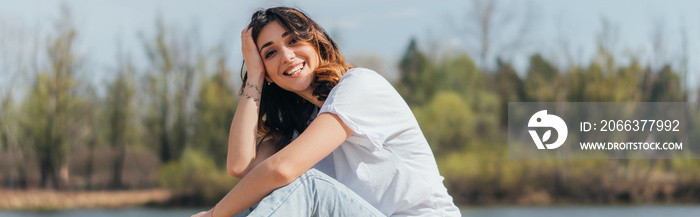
2, 188, 698, 212
0, 189, 175, 211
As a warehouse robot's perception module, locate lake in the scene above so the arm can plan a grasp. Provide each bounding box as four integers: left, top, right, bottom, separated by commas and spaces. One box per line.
1, 205, 699, 216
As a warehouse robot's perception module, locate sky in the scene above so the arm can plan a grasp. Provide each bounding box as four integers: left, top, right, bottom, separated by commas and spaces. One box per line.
1, 0, 699, 98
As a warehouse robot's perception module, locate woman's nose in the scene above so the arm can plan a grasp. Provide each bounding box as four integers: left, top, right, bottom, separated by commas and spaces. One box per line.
280, 46, 295, 63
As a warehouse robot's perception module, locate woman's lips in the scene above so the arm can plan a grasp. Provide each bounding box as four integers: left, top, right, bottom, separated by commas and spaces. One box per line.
284, 62, 304, 77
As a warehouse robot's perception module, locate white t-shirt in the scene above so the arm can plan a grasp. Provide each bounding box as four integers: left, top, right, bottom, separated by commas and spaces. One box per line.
313, 67, 461, 217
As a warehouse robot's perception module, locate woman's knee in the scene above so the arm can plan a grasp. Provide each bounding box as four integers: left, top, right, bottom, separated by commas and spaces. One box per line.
301, 168, 326, 178
297, 168, 338, 186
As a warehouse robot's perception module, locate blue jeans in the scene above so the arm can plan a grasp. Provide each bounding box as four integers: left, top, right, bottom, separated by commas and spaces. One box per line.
232, 169, 386, 217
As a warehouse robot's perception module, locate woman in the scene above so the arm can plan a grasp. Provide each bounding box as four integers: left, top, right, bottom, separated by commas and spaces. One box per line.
193, 7, 460, 217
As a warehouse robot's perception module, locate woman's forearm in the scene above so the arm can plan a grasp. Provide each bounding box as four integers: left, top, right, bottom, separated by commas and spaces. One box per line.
210, 113, 354, 217
226, 76, 265, 177
212, 157, 294, 217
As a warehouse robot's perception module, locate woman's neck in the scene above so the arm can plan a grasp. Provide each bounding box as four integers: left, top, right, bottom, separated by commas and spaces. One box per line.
296, 88, 324, 108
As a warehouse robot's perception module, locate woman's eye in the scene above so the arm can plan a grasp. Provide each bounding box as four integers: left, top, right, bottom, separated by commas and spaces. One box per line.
265, 50, 276, 58
289, 38, 297, 45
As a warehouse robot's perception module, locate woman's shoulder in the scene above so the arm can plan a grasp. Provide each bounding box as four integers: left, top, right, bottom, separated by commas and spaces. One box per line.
340, 67, 388, 86
326, 67, 401, 107
326, 67, 393, 102
345, 67, 380, 77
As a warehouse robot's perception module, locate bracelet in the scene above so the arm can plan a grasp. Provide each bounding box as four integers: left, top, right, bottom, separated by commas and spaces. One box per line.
210, 203, 217, 217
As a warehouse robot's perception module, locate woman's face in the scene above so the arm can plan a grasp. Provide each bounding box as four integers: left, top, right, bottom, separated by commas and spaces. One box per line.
256, 21, 319, 94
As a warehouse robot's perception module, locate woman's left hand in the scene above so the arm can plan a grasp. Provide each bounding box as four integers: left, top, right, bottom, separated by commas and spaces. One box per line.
191, 210, 210, 217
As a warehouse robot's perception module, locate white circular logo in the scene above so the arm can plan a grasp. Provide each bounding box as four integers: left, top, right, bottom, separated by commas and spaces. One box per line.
528, 110, 568, 149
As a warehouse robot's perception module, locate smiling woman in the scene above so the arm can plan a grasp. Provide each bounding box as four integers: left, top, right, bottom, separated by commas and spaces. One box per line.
256, 23, 319, 93
245, 7, 352, 152
191, 6, 460, 217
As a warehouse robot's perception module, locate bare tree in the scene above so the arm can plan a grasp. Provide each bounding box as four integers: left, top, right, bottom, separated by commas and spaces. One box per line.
595, 17, 620, 75
679, 17, 688, 94
553, 12, 575, 73
19, 5, 86, 189
102, 38, 136, 189
0, 14, 41, 189
455, 0, 536, 72
141, 18, 202, 163
650, 17, 667, 71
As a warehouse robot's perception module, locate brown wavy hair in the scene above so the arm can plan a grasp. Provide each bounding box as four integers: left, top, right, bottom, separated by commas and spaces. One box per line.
241, 7, 352, 151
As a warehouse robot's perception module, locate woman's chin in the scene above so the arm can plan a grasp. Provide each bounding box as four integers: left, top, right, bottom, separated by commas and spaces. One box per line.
278, 74, 314, 93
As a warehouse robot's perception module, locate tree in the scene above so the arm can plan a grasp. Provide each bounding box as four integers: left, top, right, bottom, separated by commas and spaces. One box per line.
19, 6, 84, 189
21, 74, 54, 188
609, 58, 642, 102
0, 13, 39, 189
415, 92, 475, 155
494, 59, 525, 126
434, 54, 499, 138
524, 54, 560, 102
434, 54, 482, 95
141, 18, 200, 163
193, 49, 237, 166
456, 0, 535, 71
646, 64, 684, 102
82, 87, 102, 190
397, 38, 431, 105
105, 53, 136, 189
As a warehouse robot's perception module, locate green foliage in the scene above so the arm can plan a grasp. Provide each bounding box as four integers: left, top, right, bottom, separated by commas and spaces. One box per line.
17, 6, 87, 189
397, 38, 432, 105
0, 88, 18, 148
397, 40, 500, 155
193, 54, 237, 167
433, 55, 482, 95
415, 92, 475, 155
160, 149, 236, 203
524, 54, 560, 102
105, 67, 136, 188
141, 18, 200, 163
20, 73, 52, 156
395, 31, 692, 204
107, 72, 135, 149
0, 89, 15, 153
494, 60, 526, 125
608, 58, 642, 102
646, 64, 684, 102
20, 72, 73, 189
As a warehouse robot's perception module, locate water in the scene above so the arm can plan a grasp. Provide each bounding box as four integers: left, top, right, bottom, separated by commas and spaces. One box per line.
1, 205, 699, 216
460, 205, 700, 217
0, 208, 202, 217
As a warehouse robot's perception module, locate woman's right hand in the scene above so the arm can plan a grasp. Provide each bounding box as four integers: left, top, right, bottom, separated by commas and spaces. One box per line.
228, 26, 266, 180
241, 26, 265, 84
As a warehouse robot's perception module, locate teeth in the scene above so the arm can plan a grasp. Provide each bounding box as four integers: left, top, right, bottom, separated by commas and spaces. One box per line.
286, 64, 303, 76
